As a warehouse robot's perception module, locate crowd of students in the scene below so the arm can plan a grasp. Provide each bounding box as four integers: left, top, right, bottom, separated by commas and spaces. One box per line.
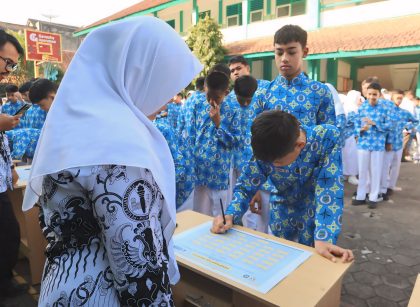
1, 18, 419, 304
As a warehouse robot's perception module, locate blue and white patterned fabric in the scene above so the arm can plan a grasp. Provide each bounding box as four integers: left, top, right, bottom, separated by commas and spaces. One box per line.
415, 106, 420, 132
256, 72, 336, 126
194, 95, 241, 190
230, 79, 270, 174
5, 128, 41, 159
176, 91, 205, 192
386, 104, 419, 151
355, 99, 392, 151
166, 102, 182, 130
1, 100, 26, 129
343, 111, 357, 140
23, 104, 47, 129
153, 115, 193, 208
225, 125, 343, 246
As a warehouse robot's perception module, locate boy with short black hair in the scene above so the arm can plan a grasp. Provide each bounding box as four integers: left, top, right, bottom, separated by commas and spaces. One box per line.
18, 81, 32, 103
258, 25, 335, 126
250, 24, 336, 233
29, 78, 57, 112
195, 76, 205, 92
380, 90, 418, 197
19, 81, 47, 129
2, 84, 25, 129
353, 83, 392, 208
212, 110, 353, 263
193, 71, 241, 216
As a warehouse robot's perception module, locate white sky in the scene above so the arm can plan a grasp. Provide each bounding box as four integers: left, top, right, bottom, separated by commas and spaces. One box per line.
1, 0, 143, 28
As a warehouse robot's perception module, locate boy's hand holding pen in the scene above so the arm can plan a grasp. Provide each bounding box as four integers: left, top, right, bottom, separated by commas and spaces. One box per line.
211, 199, 233, 234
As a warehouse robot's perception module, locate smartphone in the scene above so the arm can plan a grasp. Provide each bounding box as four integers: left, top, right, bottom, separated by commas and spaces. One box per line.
14, 103, 31, 116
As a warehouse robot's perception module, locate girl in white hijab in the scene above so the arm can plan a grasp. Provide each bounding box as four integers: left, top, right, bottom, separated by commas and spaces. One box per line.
23, 16, 202, 306
343, 90, 362, 185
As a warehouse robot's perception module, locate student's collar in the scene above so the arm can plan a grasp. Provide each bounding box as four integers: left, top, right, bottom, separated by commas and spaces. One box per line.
277, 71, 307, 87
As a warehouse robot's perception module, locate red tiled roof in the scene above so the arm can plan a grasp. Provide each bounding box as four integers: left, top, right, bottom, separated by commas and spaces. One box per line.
77, 0, 171, 32
226, 14, 420, 56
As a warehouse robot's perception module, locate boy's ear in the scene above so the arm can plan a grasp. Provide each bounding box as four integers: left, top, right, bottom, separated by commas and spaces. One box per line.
302, 47, 309, 58
296, 139, 306, 150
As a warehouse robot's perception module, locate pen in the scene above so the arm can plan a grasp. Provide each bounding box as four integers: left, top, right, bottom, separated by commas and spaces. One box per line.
220, 198, 226, 225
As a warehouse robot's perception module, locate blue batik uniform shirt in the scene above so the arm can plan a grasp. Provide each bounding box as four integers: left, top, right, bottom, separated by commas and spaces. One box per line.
23, 104, 47, 129
387, 104, 418, 151
167, 102, 182, 130
355, 99, 392, 151
5, 128, 41, 159
1, 100, 26, 129
225, 125, 344, 246
230, 79, 270, 173
257, 72, 336, 126
153, 114, 194, 208
194, 95, 241, 190
415, 106, 420, 132
177, 91, 205, 189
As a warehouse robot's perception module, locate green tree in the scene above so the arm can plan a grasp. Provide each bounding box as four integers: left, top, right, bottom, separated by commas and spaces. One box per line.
187, 15, 226, 78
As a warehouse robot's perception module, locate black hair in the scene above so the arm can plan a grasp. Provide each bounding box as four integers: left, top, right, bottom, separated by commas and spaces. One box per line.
5, 84, 18, 93
195, 76, 205, 91
251, 110, 300, 162
367, 82, 381, 92
19, 81, 33, 93
205, 71, 229, 92
176, 92, 184, 98
274, 25, 307, 48
29, 78, 58, 103
228, 55, 249, 67
208, 63, 231, 78
0, 29, 24, 55
234, 75, 258, 98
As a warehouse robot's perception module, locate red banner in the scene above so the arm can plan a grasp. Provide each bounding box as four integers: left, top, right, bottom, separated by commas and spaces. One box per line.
25, 29, 62, 63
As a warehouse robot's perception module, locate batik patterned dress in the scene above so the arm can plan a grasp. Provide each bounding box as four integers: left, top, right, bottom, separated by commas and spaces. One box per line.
38, 165, 175, 306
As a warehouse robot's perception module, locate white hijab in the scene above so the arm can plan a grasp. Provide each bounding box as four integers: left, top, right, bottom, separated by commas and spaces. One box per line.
344, 90, 362, 115
23, 16, 202, 281
325, 83, 345, 116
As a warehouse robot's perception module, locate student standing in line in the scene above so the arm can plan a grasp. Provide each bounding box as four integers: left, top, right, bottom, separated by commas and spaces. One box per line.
193, 71, 241, 216
352, 83, 392, 209
251, 25, 337, 233
380, 90, 418, 198
342, 90, 362, 185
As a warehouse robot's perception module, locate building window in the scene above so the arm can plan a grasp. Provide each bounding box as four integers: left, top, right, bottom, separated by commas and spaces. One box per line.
226, 3, 243, 27
199, 10, 211, 20
250, 0, 264, 23
276, 0, 306, 17
166, 19, 175, 29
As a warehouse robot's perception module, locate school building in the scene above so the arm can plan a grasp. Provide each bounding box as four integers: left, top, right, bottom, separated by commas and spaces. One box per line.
74, 0, 420, 95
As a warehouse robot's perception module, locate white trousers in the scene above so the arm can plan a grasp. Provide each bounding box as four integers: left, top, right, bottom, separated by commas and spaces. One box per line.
227, 167, 239, 204
343, 137, 358, 176
380, 149, 403, 193
416, 132, 420, 160
356, 150, 384, 201
245, 190, 271, 233
193, 186, 228, 217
